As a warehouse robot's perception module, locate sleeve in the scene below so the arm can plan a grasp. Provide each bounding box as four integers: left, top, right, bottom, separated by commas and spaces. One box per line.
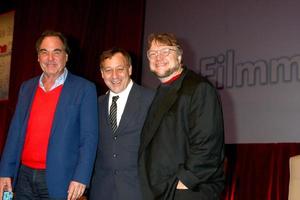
176, 82, 225, 189
0, 83, 26, 177
71, 82, 99, 186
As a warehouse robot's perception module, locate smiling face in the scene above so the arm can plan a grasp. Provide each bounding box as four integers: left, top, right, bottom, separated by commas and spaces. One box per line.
37, 36, 68, 79
100, 52, 132, 94
147, 40, 182, 82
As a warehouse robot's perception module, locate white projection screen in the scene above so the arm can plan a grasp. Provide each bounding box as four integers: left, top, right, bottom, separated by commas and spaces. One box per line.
141, 0, 300, 143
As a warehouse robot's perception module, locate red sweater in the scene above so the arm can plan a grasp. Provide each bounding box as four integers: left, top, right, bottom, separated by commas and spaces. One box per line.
21, 85, 63, 169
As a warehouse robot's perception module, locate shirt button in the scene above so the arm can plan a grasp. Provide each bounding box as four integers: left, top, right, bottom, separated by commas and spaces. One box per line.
114, 136, 117, 140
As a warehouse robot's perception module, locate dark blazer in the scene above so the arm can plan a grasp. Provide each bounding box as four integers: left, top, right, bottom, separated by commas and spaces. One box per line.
0, 73, 99, 198
138, 68, 225, 200
89, 83, 154, 200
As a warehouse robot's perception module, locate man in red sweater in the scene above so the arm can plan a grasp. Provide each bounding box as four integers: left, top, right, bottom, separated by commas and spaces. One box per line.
0, 31, 98, 200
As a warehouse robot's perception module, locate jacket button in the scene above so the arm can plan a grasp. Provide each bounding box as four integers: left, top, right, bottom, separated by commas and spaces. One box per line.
114, 170, 119, 175
114, 136, 117, 140
113, 154, 118, 158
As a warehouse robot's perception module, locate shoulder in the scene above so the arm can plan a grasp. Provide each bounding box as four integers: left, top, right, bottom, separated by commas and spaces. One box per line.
181, 69, 217, 95
65, 73, 96, 91
132, 83, 155, 100
22, 76, 39, 86
134, 83, 155, 95
18, 76, 39, 94
98, 93, 107, 102
183, 69, 209, 86
67, 73, 95, 85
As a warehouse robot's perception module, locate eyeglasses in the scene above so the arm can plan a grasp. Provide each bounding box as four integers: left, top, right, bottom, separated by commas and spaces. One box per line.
147, 48, 177, 60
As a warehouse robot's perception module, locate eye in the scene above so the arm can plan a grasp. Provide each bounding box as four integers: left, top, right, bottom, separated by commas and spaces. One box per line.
53, 49, 63, 56
116, 67, 125, 73
161, 48, 170, 56
147, 51, 157, 59
39, 50, 48, 56
104, 68, 112, 74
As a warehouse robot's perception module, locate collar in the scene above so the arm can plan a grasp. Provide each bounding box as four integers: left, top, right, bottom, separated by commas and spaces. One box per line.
39, 68, 68, 91
162, 69, 183, 85
109, 79, 133, 99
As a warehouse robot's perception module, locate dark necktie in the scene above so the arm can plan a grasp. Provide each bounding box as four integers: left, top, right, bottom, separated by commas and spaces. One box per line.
109, 96, 119, 133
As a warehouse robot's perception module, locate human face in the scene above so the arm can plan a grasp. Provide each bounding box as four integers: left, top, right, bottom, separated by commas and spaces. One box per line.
38, 36, 68, 79
101, 52, 132, 94
147, 41, 182, 82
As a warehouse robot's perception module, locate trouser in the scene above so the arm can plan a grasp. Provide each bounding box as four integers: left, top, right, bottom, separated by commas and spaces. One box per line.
174, 189, 219, 200
14, 165, 64, 200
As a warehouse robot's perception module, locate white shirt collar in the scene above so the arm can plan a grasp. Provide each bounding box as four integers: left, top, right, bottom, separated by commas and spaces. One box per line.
39, 68, 68, 91
109, 79, 133, 100
108, 80, 133, 127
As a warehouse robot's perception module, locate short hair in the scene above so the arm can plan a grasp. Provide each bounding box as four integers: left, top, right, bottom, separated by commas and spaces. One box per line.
99, 47, 132, 68
147, 33, 183, 54
35, 30, 70, 54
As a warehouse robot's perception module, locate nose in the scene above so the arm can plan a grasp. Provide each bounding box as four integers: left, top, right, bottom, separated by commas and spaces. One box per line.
48, 52, 55, 61
155, 53, 164, 61
111, 69, 118, 78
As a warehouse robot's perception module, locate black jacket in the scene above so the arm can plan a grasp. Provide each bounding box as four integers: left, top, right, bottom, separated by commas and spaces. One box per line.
138, 68, 225, 200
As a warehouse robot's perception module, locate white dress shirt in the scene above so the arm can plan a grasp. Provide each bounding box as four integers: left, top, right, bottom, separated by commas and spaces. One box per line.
108, 80, 133, 126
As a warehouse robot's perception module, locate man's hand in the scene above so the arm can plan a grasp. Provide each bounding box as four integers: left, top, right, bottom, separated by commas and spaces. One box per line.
176, 180, 188, 190
67, 181, 86, 200
0, 177, 12, 199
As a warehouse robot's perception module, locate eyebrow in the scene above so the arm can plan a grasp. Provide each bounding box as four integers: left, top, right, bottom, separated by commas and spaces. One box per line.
39, 48, 64, 52
103, 65, 127, 68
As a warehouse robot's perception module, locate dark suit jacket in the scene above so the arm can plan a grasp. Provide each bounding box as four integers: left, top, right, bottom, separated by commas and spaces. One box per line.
138, 68, 225, 200
0, 73, 99, 198
89, 83, 154, 200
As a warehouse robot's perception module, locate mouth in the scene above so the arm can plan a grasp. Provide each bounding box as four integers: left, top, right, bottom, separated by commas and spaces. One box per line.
45, 63, 57, 67
111, 80, 121, 85
155, 64, 167, 70
155, 61, 168, 67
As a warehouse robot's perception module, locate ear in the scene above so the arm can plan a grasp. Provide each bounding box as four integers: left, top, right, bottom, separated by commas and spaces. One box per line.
100, 68, 104, 79
66, 54, 69, 62
177, 48, 183, 63
129, 65, 132, 76
177, 55, 182, 63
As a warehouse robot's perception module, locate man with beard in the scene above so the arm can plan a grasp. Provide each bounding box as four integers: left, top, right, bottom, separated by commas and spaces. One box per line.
138, 33, 225, 200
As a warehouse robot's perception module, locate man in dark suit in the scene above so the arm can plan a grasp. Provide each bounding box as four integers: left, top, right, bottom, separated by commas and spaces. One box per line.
89, 48, 154, 200
138, 33, 225, 200
0, 31, 98, 199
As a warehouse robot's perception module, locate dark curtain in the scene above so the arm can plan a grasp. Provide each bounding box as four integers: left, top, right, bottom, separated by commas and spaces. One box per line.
223, 143, 300, 200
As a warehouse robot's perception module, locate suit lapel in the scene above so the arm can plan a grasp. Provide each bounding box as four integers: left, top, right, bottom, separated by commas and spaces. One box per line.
138, 71, 187, 157
99, 94, 111, 133
25, 78, 39, 116
50, 73, 74, 135
115, 83, 139, 135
